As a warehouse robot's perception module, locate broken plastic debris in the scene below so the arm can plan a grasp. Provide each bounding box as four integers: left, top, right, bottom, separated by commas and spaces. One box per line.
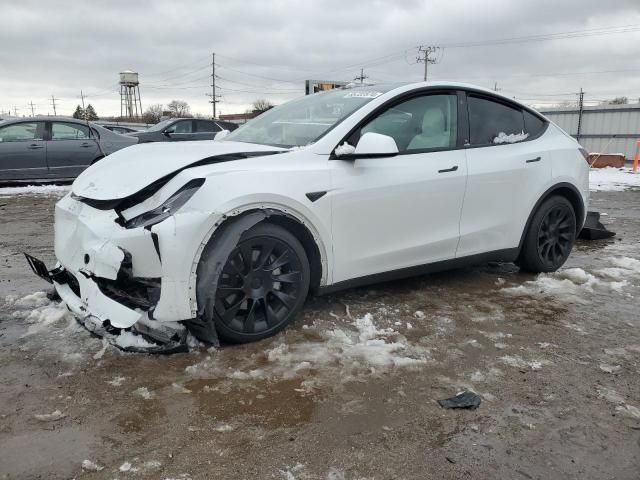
438, 391, 481, 410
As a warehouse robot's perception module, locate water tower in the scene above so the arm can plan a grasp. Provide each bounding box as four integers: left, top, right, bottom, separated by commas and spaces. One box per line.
119, 70, 142, 119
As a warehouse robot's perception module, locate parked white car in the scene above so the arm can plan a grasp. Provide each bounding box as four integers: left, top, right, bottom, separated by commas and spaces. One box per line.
27, 82, 589, 351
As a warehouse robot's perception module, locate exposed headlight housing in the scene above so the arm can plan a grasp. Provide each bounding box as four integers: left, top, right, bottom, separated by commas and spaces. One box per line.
124, 179, 205, 229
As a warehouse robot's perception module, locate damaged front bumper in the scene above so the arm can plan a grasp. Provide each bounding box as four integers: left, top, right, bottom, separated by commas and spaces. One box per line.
25, 192, 220, 352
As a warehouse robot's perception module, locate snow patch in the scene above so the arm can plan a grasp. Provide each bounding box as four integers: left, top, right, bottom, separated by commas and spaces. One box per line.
499, 355, 550, 370
115, 331, 156, 349
0, 184, 70, 197
187, 313, 430, 382
107, 376, 126, 387
81, 460, 104, 471
334, 142, 356, 156
34, 410, 65, 422
133, 387, 154, 400
493, 131, 528, 144
589, 167, 640, 192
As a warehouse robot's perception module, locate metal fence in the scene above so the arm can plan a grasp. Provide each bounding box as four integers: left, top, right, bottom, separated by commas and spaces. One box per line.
539, 103, 640, 160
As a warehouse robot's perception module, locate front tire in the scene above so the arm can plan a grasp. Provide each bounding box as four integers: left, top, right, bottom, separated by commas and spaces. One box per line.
205, 222, 310, 343
518, 195, 576, 273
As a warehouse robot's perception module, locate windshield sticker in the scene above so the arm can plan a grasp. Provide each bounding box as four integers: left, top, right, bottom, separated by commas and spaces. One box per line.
343, 91, 383, 99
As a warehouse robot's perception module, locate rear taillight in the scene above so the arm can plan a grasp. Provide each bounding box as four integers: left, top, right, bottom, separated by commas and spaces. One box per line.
579, 148, 590, 164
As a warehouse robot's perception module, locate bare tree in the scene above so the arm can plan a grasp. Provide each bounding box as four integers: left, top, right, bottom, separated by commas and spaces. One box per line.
167, 100, 191, 117
605, 96, 628, 105
252, 98, 273, 112
142, 104, 164, 123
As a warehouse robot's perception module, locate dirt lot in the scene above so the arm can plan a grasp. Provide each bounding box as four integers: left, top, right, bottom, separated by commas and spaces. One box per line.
1, 187, 639, 480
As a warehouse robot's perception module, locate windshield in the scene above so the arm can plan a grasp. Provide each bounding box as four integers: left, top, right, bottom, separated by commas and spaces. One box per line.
145, 119, 175, 132
224, 86, 394, 148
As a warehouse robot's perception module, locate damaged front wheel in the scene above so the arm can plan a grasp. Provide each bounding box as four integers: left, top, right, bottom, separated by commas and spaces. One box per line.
200, 222, 310, 343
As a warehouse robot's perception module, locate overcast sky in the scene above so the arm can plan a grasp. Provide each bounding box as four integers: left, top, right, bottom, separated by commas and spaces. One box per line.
2, 0, 640, 118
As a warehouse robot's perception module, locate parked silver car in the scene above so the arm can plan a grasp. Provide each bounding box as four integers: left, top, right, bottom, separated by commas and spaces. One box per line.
0, 117, 138, 181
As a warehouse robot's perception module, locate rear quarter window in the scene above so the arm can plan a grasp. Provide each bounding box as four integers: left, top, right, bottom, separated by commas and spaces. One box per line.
523, 110, 547, 138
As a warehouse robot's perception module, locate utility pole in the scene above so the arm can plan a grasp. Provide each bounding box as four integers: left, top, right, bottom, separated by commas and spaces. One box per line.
29, 101, 35, 117
416, 46, 441, 81
494, 82, 500, 92
13, 106, 18, 117
80, 90, 86, 109
206, 52, 220, 119
576, 88, 584, 142
354, 68, 368, 84
50, 95, 58, 116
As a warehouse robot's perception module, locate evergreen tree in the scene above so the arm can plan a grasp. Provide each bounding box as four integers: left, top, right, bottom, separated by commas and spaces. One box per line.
72, 105, 85, 119
85, 104, 98, 120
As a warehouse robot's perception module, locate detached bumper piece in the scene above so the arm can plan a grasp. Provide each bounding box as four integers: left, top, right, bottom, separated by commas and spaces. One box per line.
24, 253, 188, 354
579, 211, 616, 240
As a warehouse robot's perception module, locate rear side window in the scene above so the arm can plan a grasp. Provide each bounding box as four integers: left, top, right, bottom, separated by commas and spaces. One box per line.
195, 120, 220, 133
468, 96, 524, 146
51, 122, 91, 140
523, 110, 546, 138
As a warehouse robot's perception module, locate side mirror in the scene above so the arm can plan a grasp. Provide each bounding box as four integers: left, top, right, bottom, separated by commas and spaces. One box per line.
352, 132, 398, 158
214, 130, 230, 141
163, 130, 172, 137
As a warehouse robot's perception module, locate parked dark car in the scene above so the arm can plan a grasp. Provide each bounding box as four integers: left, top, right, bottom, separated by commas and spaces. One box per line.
102, 125, 140, 134
0, 117, 138, 181
128, 118, 238, 143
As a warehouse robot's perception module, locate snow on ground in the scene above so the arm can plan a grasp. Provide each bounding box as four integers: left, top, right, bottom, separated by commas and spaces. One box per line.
0, 184, 70, 197
589, 167, 640, 192
186, 312, 430, 385
500, 256, 640, 301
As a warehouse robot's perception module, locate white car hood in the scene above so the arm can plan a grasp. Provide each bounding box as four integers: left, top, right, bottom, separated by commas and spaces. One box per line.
72, 140, 284, 200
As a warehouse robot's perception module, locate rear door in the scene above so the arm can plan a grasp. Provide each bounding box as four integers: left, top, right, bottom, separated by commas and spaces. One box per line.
0, 122, 47, 180
193, 120, 221, 140
457, 93, 551, 257
45, 121, 99, 178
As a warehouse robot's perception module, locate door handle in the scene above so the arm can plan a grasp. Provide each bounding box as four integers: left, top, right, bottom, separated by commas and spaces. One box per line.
438, 166, 458, 173
28, 144, 44, 149
525, 156, 541, 163
80, 142, 92, 148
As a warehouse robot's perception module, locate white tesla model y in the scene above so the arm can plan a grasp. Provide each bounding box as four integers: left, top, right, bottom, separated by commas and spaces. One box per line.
27, 82, 589, 350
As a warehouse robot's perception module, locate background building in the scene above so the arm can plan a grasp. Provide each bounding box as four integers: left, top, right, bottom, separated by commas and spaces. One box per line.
540, 103, 640, 160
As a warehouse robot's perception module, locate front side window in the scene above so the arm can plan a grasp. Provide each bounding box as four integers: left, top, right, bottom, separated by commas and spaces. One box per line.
51, 123, 91, 140
0, 122, 43, 142
166, 120, 193, 134
224, 85, 397, 148
355, 93, 458, 152
468, 96, 525, 146
196, 120, 220, 133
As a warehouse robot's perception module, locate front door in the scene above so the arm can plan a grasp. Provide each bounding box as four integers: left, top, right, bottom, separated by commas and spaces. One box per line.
0, 122, 47, 180
330, 92, 468, 283
164, 120, 197, 141
46, 121, 99, 178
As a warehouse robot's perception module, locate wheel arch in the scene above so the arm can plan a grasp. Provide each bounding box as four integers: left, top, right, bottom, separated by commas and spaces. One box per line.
517, 182, 585, 253
190, 204, 328, 303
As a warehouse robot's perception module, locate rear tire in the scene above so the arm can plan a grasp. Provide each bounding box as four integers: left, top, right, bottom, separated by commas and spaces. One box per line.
202, 222, 310, 344
518, 195, 576, 273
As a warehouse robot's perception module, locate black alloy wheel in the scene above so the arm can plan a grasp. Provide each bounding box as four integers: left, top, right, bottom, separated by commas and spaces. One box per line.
536, 204, 574, 269
213, 225, 309, 342
518, 195, 576, 273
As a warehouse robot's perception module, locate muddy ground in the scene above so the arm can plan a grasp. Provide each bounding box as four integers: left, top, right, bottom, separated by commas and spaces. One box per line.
1, 188, 639, 480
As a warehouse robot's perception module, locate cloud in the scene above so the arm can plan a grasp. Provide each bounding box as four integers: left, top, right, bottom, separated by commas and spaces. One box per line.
1, 0, 639, 117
